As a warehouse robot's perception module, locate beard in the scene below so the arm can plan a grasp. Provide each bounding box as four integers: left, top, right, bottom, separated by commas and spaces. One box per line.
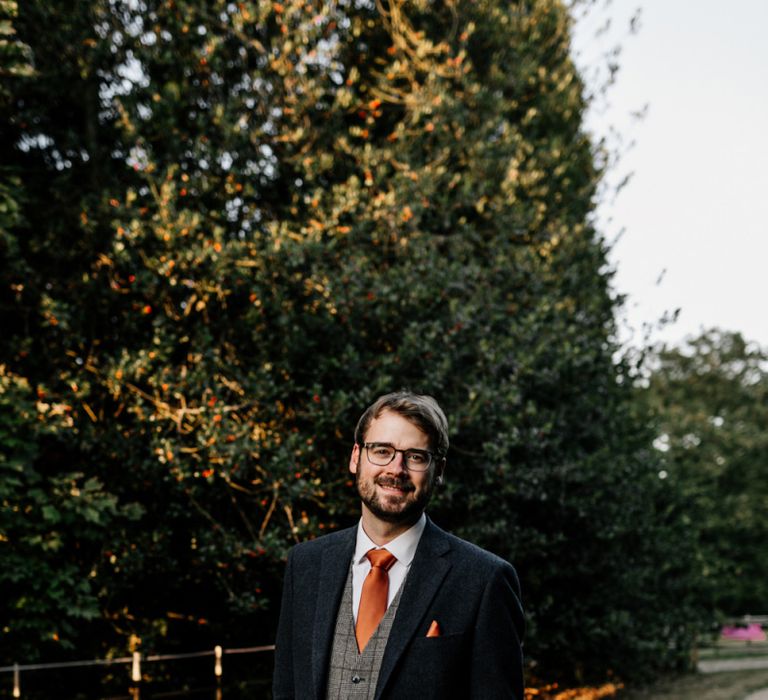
355, 461, 435, 525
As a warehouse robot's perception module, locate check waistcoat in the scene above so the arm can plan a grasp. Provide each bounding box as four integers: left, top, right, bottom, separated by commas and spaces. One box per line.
325, 563, 404, 699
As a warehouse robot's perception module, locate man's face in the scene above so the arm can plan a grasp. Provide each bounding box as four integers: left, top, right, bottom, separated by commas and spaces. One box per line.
349, 409, 441, 526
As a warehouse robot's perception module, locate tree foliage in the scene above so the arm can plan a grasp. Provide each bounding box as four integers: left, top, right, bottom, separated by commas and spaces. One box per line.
0, 366, 143, 655
646, 329, 768, 616
0, 0, 32, 330
1, 0, 706, 685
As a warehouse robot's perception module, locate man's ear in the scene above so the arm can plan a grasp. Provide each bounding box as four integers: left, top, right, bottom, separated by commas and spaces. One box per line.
435, 457, 446, 485
349, 444, 360, 475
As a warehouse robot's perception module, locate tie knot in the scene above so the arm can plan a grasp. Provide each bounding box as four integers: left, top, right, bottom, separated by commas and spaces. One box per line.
366, 548, 396, 571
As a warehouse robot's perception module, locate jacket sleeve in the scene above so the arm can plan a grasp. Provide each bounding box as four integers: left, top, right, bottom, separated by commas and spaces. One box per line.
272, 549, 295, 700
469, 562, 525, 699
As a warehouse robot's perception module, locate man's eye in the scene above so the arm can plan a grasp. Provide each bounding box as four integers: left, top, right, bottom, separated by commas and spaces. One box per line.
407, 452, 427, 464
372, 447, 391, 457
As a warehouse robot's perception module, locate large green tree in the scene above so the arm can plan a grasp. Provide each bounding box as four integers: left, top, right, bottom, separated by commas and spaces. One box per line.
1, 0, 706, 685
646, 329, 768, 615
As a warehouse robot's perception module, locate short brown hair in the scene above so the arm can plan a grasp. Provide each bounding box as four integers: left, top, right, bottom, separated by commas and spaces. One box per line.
354, 391, 449, 457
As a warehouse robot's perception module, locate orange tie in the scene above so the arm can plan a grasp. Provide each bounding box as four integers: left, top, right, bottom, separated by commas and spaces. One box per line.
356, 548, 397, 652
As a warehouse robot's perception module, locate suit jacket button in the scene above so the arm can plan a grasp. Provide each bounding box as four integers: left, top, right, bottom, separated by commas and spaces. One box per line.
352, 675, 361, 684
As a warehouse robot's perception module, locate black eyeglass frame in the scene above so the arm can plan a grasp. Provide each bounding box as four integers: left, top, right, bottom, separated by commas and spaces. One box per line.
361, 442, 439, 472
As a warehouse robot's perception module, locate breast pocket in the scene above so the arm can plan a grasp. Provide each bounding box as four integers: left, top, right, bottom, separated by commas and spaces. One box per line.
402, 632, 469, 698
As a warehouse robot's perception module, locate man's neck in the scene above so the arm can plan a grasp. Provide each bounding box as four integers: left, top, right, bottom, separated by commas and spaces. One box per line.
360, 509, 424, 546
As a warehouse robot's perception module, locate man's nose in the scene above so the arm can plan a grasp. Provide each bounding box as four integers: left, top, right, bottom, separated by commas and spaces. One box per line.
387, 450, 408, 473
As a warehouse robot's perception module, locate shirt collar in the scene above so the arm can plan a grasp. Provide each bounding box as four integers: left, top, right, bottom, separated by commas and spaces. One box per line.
354, 513, 427, 566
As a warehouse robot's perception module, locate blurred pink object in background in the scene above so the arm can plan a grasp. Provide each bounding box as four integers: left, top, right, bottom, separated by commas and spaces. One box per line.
721, 623, 767, 641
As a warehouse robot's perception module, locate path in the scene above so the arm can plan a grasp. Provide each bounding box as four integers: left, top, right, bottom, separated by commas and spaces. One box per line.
697, 657, 768, 700
619, 668, 768, 700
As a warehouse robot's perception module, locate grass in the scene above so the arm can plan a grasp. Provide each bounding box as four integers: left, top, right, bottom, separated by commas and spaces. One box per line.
698, 639, 768, 660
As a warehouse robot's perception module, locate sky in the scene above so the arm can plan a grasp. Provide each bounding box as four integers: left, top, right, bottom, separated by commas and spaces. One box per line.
570, 0, 768, 350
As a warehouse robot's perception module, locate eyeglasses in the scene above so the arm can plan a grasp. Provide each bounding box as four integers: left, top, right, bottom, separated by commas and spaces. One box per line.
362, 442, 436, 472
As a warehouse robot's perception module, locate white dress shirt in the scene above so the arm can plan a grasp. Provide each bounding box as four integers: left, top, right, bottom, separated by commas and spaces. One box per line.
351, 513, 427, 622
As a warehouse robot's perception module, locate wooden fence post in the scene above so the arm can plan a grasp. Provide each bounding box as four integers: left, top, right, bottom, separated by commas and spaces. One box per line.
131, 652, 141, 683
214, 645, 223, 680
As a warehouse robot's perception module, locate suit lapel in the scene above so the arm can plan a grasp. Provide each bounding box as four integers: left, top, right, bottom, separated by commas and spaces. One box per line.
311, 527, 356, 699
375, 519, 452, 699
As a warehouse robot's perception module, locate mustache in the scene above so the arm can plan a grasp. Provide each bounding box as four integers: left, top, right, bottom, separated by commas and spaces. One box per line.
375, 476, 416, 492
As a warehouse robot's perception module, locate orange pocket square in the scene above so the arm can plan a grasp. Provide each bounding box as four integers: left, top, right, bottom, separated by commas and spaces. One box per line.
426, 620, 441, 637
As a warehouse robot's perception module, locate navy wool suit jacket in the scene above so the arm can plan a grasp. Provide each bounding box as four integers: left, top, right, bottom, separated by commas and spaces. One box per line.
273, 518, 525, 699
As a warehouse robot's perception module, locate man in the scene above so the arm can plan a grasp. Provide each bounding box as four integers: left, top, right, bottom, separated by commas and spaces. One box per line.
273, 391, 524, 699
